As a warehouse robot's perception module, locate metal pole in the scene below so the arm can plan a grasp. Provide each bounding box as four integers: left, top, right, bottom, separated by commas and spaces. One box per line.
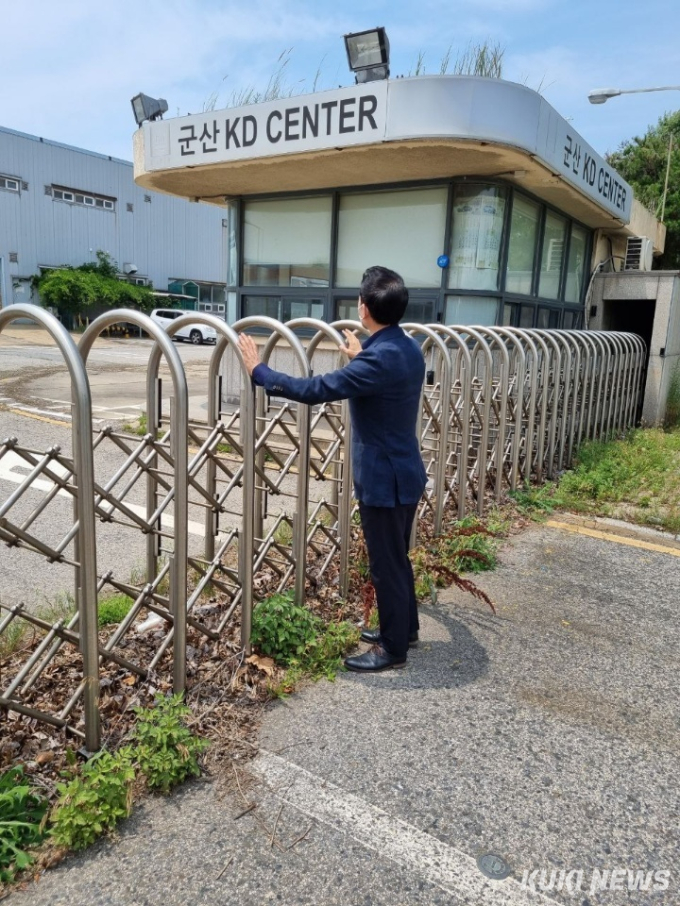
0, 305, 100, 751
81, 310, 189, 694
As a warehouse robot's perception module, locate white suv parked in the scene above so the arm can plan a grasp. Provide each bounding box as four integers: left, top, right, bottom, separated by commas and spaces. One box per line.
150, 309, 217, 345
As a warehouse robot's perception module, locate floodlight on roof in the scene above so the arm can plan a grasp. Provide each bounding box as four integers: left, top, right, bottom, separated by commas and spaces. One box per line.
131, 93, 169, 126
344, 27, 390, 84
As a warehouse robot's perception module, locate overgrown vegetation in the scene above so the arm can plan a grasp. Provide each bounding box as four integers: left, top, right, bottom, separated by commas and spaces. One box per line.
49, 748, 135, 851
47, 695, 207, 853
665, 364, 680, 428
251, 591, 359, 690
132, 695, 209, 794
512, 428, 680, 534
205, 40, 504, 113
33, 251, 154, 321
0, 767, 47, 882
410, 516, 500, 611
607, 109, 680, 269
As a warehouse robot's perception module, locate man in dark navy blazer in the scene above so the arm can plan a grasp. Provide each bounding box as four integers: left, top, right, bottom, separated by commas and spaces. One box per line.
238, 266, 427, 672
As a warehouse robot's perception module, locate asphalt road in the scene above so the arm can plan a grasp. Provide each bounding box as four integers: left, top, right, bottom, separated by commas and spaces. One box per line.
0, 326, 328, 611
9, 520, 679, 906
0, 326, 219, 423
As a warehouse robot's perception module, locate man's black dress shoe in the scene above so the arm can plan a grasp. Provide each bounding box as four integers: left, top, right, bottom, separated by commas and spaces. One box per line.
360, 628, 419, 648
344, 645, 407, 672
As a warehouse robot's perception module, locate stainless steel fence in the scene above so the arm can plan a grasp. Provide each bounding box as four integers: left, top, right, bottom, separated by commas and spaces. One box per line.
0, 308, 646, 749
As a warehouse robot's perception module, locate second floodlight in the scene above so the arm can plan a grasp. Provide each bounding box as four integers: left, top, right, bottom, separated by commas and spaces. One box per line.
344, 27, 390, 83
131, 93, 169, 126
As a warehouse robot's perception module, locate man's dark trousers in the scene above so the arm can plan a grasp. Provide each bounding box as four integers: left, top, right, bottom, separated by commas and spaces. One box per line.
359, 501, 419, 659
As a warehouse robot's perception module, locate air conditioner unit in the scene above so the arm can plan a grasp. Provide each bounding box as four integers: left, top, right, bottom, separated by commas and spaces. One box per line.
624, 236, 653, 271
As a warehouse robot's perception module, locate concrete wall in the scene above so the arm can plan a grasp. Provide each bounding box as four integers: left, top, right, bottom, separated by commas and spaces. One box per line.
591, 271, 680, 425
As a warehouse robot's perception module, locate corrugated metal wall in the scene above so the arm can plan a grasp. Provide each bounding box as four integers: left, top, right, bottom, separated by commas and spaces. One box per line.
0, 126, 226, 307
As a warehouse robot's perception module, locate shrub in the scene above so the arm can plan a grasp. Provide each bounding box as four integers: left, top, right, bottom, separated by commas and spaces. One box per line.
50, 749, 135, 850
132, 695, 209, 794
251, 591, 322, 665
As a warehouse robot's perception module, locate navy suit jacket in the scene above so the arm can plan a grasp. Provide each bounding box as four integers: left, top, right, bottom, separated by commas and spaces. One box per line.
252, 324, 427, 507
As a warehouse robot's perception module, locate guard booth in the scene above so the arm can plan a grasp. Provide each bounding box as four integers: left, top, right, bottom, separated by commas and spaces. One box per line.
132, 74, 675, 422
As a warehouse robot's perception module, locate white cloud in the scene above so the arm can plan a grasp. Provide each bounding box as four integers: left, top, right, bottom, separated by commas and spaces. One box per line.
1, 0, 348, 157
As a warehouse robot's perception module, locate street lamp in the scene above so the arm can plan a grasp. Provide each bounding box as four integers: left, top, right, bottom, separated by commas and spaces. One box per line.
588, 85, 680, 104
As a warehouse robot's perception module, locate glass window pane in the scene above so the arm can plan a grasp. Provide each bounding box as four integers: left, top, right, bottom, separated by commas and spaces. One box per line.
563, 309, 580, 329
200, 284, 212, 303
444, 295, 498, 326
335, 298, 359, 322
402, 298, 436, 324
241, 295, 324, 322
503, 303, 514, 326
243, 196, 332, 286
536, 307, 560, 329
226, 291, 238, 325
225, 202, 238, 287
336, 187, 447, 288
506, 194, 539, 295
519, 305, 535, 328
448, 184, 507, 291
564, 224, 588, 304
285, 299, 324, 321
242, 295, 281, 319
538, 211, 567, 300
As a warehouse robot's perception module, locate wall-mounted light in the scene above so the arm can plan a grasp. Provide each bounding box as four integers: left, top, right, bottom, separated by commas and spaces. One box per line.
131, 93, 169, 126
344, 27, 390, 83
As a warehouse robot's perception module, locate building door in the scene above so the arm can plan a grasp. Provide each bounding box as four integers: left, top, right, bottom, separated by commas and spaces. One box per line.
602, 298, 657, 421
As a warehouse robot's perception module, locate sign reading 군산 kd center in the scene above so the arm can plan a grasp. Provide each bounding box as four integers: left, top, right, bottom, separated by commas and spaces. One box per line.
147, 83, 389, 168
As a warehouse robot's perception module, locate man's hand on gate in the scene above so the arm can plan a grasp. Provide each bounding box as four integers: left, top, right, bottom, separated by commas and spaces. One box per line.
339, 329, 362, 360
238, 333, 261, 376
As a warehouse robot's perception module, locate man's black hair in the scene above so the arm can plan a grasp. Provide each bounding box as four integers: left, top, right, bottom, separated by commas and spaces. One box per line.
359, 266, 409, 326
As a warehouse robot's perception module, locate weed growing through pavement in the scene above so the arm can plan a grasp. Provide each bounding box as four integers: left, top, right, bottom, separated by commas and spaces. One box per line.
0, 767, 48, 883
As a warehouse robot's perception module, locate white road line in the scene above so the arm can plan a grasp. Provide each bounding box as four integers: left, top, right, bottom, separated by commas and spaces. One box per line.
122, 501, 207, 538
0, 455, 208, 538
253, 751, 559, 906
0, 451, 72, 497
7, 404, 72, 420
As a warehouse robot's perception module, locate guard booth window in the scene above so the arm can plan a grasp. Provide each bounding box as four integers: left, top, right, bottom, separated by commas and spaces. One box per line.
243, 196, 332, 287
242, 295, 324, 322
336, 187, 447, 288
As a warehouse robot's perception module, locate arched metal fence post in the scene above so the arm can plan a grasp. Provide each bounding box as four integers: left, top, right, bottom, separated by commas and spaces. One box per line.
81, 310, 190, 694
234, 316, 312, 608
0, 305, 100, 751
402, 324, 451, 534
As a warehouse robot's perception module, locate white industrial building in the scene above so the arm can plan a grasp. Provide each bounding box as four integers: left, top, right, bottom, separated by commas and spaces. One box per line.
0, 125, 228, 313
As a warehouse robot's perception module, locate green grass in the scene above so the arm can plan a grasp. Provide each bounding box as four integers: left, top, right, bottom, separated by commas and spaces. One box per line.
0, 593, 77, 662
511, 428, 680, 534
98, 594, 134, 627
122, 412, 148, 437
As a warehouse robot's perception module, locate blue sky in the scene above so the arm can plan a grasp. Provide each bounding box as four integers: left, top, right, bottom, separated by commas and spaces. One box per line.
3, 0, 680, 162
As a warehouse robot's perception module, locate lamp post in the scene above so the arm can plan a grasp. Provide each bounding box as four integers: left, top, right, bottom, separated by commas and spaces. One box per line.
588, 85, 680, 221
588, 85, 680, 104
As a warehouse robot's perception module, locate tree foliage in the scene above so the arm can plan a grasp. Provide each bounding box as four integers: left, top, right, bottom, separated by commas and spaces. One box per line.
34, 251, 154, 316
607, 110, 680, 268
